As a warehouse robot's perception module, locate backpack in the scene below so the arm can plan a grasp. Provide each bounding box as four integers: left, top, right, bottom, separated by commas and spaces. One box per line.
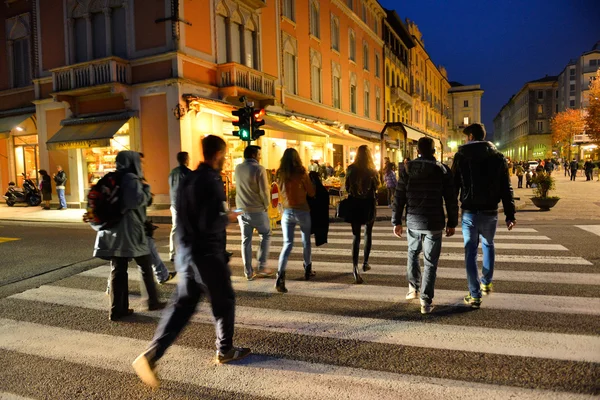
83, 171, 123, 231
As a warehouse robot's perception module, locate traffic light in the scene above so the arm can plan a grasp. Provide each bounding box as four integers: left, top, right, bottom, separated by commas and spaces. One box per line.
232, 107, 251, 141
251, 108, 266, 141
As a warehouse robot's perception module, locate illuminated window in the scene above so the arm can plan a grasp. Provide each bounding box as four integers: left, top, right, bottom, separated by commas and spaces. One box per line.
463, 116, 470, 125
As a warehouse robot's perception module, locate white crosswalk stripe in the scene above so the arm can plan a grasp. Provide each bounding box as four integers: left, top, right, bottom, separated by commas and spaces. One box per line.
1, 222, 598, 398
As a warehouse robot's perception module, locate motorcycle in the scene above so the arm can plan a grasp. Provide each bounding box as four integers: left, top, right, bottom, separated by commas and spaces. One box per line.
4, 173, 42, 207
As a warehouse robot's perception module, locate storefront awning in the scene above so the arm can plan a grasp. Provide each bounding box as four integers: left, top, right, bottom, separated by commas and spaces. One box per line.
348, 126, 390, 142
291, 120, 371, 145
263, 115, 327, 143
403, 124, 429, 142
46, 118, 128, 150
0, 113, 35, 138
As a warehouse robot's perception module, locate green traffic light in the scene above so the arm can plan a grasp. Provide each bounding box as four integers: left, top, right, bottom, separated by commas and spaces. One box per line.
240, 129, 250, 140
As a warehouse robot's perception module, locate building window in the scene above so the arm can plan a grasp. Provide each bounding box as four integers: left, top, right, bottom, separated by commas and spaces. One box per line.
570, 83, 575, 92
362, 4, 367, 23
386, 68, 390, 85
374, 53, 380, 78
331, 15, 340, 51
373, 18, 378, 35
463, 100, 469, 108
364, 81, 370, 117
556, 90, 559, 99
537, 121, 543, 132
283, 0, 295, 21
556, 104, 558, 113
310, 1, 320, 38
591, 59, 598, 67
332, 64, 342, 109
350, 73, 357, 113
569, 68, 575, 77
376, 88, 381, 121
538, 90, 544, 100
463, 116, 470, 125
569, 99, 575, 107
310, 50, 322, 103
363, 42, 369, 70
347, 0, 353, 11
283, 36, 297, 94
349, 30, 356, 61
537, 104, 543, 114
6, 14, 32, 88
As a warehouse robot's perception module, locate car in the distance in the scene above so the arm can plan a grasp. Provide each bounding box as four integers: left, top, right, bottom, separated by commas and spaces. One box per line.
527, 161, 539, 171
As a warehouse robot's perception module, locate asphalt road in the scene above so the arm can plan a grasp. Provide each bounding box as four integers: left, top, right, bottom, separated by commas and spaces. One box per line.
0, 219, 599, 399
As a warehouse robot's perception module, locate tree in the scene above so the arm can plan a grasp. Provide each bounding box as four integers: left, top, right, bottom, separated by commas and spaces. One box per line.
584, 69, 600, 143
551, 108, 585, 160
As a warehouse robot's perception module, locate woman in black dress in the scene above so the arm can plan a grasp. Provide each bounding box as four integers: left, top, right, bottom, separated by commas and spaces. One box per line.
38, 169, 52, 210
344, 145, 380, 284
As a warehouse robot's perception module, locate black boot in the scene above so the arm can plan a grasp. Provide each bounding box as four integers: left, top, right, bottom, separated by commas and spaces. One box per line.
275, 272, 288, 293
353, 265, 364, 284
362, 263, 371, 272
304, 263, 315, 280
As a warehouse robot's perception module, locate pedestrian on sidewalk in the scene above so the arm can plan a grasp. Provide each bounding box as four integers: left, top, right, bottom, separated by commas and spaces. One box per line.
234, 145, 273, 280
570, 159, 578, 181
275, 148, 315, 293
168, 152, 192, 262
392, 137, 458, 314
132, 136, 250, 388
564, 160, 570, 177
53, 165, 67, 210
344, 145, 380, 284
516, 163, 524, 188
383, 162, 397, 208
451, 124, 516, 309
93, 151, 166, 321
584, 160, 594, 181
38, 170, 52, 210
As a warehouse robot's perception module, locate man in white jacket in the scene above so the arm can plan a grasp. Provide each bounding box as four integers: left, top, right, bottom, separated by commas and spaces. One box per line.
234, 145, 272, 280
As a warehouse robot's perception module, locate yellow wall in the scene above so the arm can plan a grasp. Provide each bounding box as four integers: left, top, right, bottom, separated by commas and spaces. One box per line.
184, 0, 213, 55
140, 94, 170, 195
0, 138, 8, 190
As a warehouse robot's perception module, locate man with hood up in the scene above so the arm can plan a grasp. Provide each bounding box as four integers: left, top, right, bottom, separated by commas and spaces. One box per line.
451, 124, 516, 309
94, 151, 165, 321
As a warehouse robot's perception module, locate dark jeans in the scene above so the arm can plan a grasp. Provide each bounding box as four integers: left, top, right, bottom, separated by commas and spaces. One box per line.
351, 221, 375, 266
386, 186, 395, 206
110, 255, 159, 316
586, 170, 593, 181
571, 170, 577, 181
517, 175, 523, 188
150, 249, 235, 360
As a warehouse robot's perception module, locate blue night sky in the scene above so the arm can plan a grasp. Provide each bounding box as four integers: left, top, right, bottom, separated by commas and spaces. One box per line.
378, 0, 600, 139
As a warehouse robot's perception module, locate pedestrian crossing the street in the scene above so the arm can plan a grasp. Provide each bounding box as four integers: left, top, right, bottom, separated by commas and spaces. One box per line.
0, 223, 599, 399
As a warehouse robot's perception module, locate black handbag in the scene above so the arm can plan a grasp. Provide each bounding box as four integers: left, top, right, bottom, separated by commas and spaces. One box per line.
336, 197, 351, 219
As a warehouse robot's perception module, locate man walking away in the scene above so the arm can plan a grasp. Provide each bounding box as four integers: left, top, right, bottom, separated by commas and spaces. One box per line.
584, 160, 594, 181
133, 136, 250, 388
235, 145, 273, 280
452, 124, 516, 309
570, 159, 578, 181
516, 163, 524, 188
168, 152, 192, 261
392, 138, 458, 314
53, 165, 67, 210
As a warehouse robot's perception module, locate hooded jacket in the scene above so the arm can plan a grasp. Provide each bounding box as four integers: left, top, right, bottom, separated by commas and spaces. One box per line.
93, 151, 152, 259
451, 141, 515, 221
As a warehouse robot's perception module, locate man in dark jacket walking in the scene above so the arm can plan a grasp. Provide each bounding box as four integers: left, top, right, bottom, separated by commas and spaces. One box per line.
133, 136, 250, 388
392, 137, 458, 314
452, 124, 516, 309
168, 152, 192, 261
53, 165, 67, 210
570, 159, 579, 181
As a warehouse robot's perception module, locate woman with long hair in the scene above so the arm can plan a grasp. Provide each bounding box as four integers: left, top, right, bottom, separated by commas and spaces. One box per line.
38, 169, 52, 210
275, 148, 316, 293
345, 145, 380, 283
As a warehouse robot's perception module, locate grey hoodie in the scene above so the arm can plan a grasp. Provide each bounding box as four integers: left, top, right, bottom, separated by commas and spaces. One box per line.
93, 151, 152, 259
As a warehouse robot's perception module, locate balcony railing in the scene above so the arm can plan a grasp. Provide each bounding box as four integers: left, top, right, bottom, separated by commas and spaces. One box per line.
217, 63, 276, 98
52, 57, 131, 92
583, 65, 599, 74
390, 86, 413, 107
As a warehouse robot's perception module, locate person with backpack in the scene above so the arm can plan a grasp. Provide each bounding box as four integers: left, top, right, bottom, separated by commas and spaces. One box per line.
92, 151, 166, 321
168, 152, 192, 262
132, 135, 250, 388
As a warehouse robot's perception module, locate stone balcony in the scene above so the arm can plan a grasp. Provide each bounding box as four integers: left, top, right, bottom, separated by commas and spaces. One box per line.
51, 57, 131, 94
390, 86, 413, 109
217, 62, 276, 101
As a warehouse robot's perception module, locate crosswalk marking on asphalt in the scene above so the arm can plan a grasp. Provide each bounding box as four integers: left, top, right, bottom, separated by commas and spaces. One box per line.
2, 222, 599, 398
80, 266, 600, 315
0, 318, 587, 400
575, 225, 600, 237
0, 393, 36, 400
236, 225, 540, 233
9, 286, 600, 363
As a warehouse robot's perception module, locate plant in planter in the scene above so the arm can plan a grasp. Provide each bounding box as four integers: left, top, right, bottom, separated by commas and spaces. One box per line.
377, 184, 389, 206
530, 172, 559, 211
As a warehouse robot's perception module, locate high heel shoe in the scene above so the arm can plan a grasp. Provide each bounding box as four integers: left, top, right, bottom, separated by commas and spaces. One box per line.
353, 265, 364, 284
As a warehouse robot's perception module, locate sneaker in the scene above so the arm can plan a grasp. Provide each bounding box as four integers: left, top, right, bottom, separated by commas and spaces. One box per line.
420, 303, 434, 314
132, 349, 160, 388
480, 282, 493, 295
216, 346, 251, 364
256, 268, 275, 278
463, 294, 482, 309
406, 290, 420, 300
158, 271, 177, 285
245, 273, 255, 281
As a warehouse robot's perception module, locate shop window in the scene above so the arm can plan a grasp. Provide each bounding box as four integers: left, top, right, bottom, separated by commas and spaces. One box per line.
310, 1, 320, 39
283, 0, 295, 22
13, 134, 39, 187
331, 15, 340, 51
349, 30, 356, 61
84, 133, 130, 188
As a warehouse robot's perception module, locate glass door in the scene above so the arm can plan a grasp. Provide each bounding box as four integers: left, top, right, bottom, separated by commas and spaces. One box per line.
14, 135, 39, 187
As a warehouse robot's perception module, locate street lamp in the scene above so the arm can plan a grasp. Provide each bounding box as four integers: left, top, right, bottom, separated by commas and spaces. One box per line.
495, 142, 500, 147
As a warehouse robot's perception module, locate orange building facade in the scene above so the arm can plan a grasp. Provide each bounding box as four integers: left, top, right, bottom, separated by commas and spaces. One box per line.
0, 0, 458, 207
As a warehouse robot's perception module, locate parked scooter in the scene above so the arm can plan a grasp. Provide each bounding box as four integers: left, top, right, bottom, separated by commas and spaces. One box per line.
4, 173, 42, 207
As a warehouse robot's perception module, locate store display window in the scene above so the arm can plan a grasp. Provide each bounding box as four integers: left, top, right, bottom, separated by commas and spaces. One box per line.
82, 133, 130, 189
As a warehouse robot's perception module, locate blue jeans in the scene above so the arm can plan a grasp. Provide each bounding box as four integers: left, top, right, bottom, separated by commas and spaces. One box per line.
406, 229, 443, 305
238, 211, 271, 277
57, 188, 67, 208
462, 212, 498, 298
278, 208, 311, 274
148, 237, 169, 282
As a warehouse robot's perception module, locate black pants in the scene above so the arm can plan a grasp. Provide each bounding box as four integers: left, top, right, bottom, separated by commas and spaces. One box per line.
150, 251, 235, 360
586, 170, 593, 181
571, 170, 577, 181
517, 176, 523, 188
351, 221, 375, 267
110, 255, 159, 317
